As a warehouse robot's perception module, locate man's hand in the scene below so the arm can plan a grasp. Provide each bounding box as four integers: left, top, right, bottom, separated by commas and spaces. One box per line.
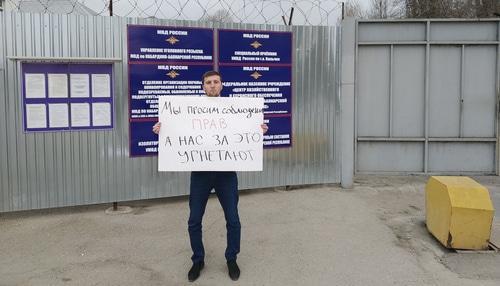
152, 122, 161, 134
261, 123, 268, 134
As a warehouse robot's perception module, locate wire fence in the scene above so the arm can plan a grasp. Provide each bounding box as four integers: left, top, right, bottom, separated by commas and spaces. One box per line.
4, 0, 345, 25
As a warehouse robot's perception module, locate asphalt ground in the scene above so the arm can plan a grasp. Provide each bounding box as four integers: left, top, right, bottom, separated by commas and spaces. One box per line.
1, 175, 499, 286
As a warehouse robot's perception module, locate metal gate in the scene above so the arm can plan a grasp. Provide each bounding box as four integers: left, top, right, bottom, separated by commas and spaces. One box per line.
354, 19, 500, 175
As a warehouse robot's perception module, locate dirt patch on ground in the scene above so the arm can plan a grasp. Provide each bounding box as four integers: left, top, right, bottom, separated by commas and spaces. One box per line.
353, 175, 500, 280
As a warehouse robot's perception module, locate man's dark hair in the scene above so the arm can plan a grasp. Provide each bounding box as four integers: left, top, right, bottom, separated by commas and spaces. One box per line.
202, 70, 222, 83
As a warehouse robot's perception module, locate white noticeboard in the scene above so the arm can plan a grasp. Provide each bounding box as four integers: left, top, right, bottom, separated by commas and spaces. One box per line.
91, 74, 111, 98
92, 102, 111, 126
48, 103, 69, 128
70, 74, 90, 98
25, 74, 46, 99
26, 104, 47, 128
158, 96, 264, 172
48, 74, 68, 98
70, 103, 90, 127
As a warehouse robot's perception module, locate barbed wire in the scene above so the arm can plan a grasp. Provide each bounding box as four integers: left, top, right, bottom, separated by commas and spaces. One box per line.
4, 0, 345, 25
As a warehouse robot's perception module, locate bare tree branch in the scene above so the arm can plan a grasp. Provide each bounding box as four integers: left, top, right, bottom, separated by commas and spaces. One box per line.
367, 0, 405, 19
345, 0, 366, 18
201, 8, 234, 23
400, 0, 499, 18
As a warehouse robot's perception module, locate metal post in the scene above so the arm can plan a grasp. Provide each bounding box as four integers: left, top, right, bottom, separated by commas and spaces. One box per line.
340, 18, 356, 188
496, 21, 500, 175
460, 44, 465, 138
389, 44, 394, 138
342, 2, 345, 20
424, 21, 430, 173
109, 0, 113, 16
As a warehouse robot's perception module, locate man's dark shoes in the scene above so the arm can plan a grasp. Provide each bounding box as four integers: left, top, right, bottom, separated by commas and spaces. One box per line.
188, 261, 204, 282
227, 259, 240, 281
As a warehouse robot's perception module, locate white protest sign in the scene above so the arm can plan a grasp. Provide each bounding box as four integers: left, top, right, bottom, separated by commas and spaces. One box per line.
158, 96, 264, 171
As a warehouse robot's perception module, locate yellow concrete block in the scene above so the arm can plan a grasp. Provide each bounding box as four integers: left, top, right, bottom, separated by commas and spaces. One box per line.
425, 176, 495, 250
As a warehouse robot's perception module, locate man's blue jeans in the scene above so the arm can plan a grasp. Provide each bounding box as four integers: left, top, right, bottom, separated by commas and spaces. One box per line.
188, 171, 241, 263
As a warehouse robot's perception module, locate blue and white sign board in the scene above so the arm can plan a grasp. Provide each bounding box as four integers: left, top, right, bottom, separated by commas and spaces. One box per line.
127, 26, 292, 156
220, 65, 291, 115
129, 64, 211, 119
263, 116, 292, 148
218, 30, 292, 64
158, 96, 264, 171
127, 25, 214, 156
218, 29, 292, 148
128, 26, 213, 63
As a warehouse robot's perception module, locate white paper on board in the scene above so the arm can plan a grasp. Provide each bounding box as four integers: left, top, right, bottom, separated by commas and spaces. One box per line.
48, 103, 69, 128
70, 74, 90, 98
26, 104, 47, 129
157, 96, 264, 172
70, 103, 90, 127
92, 102, 111, 127
25, 73, 46, 99
48, 74, 68, 98
91, 74, 111, 98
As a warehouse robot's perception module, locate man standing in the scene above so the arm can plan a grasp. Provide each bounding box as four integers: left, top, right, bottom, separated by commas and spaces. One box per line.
152, 70, 268, 282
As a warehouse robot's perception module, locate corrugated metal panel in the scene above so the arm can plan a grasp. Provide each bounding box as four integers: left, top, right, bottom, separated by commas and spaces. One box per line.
0, 10, 7, 211
0, 11, 340, 212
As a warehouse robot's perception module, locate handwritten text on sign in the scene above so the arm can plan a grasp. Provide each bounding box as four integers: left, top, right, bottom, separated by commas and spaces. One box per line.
158, 96, 264, 171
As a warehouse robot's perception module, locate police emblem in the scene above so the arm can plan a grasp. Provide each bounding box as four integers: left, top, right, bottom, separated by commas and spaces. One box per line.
166, 36, 179, 45
250, 71, 262, 79
250, 41, 262, 49
167, 70, 179, 78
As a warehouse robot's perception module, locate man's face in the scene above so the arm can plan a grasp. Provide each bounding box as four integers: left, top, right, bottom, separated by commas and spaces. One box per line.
202, 75, 222, 97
